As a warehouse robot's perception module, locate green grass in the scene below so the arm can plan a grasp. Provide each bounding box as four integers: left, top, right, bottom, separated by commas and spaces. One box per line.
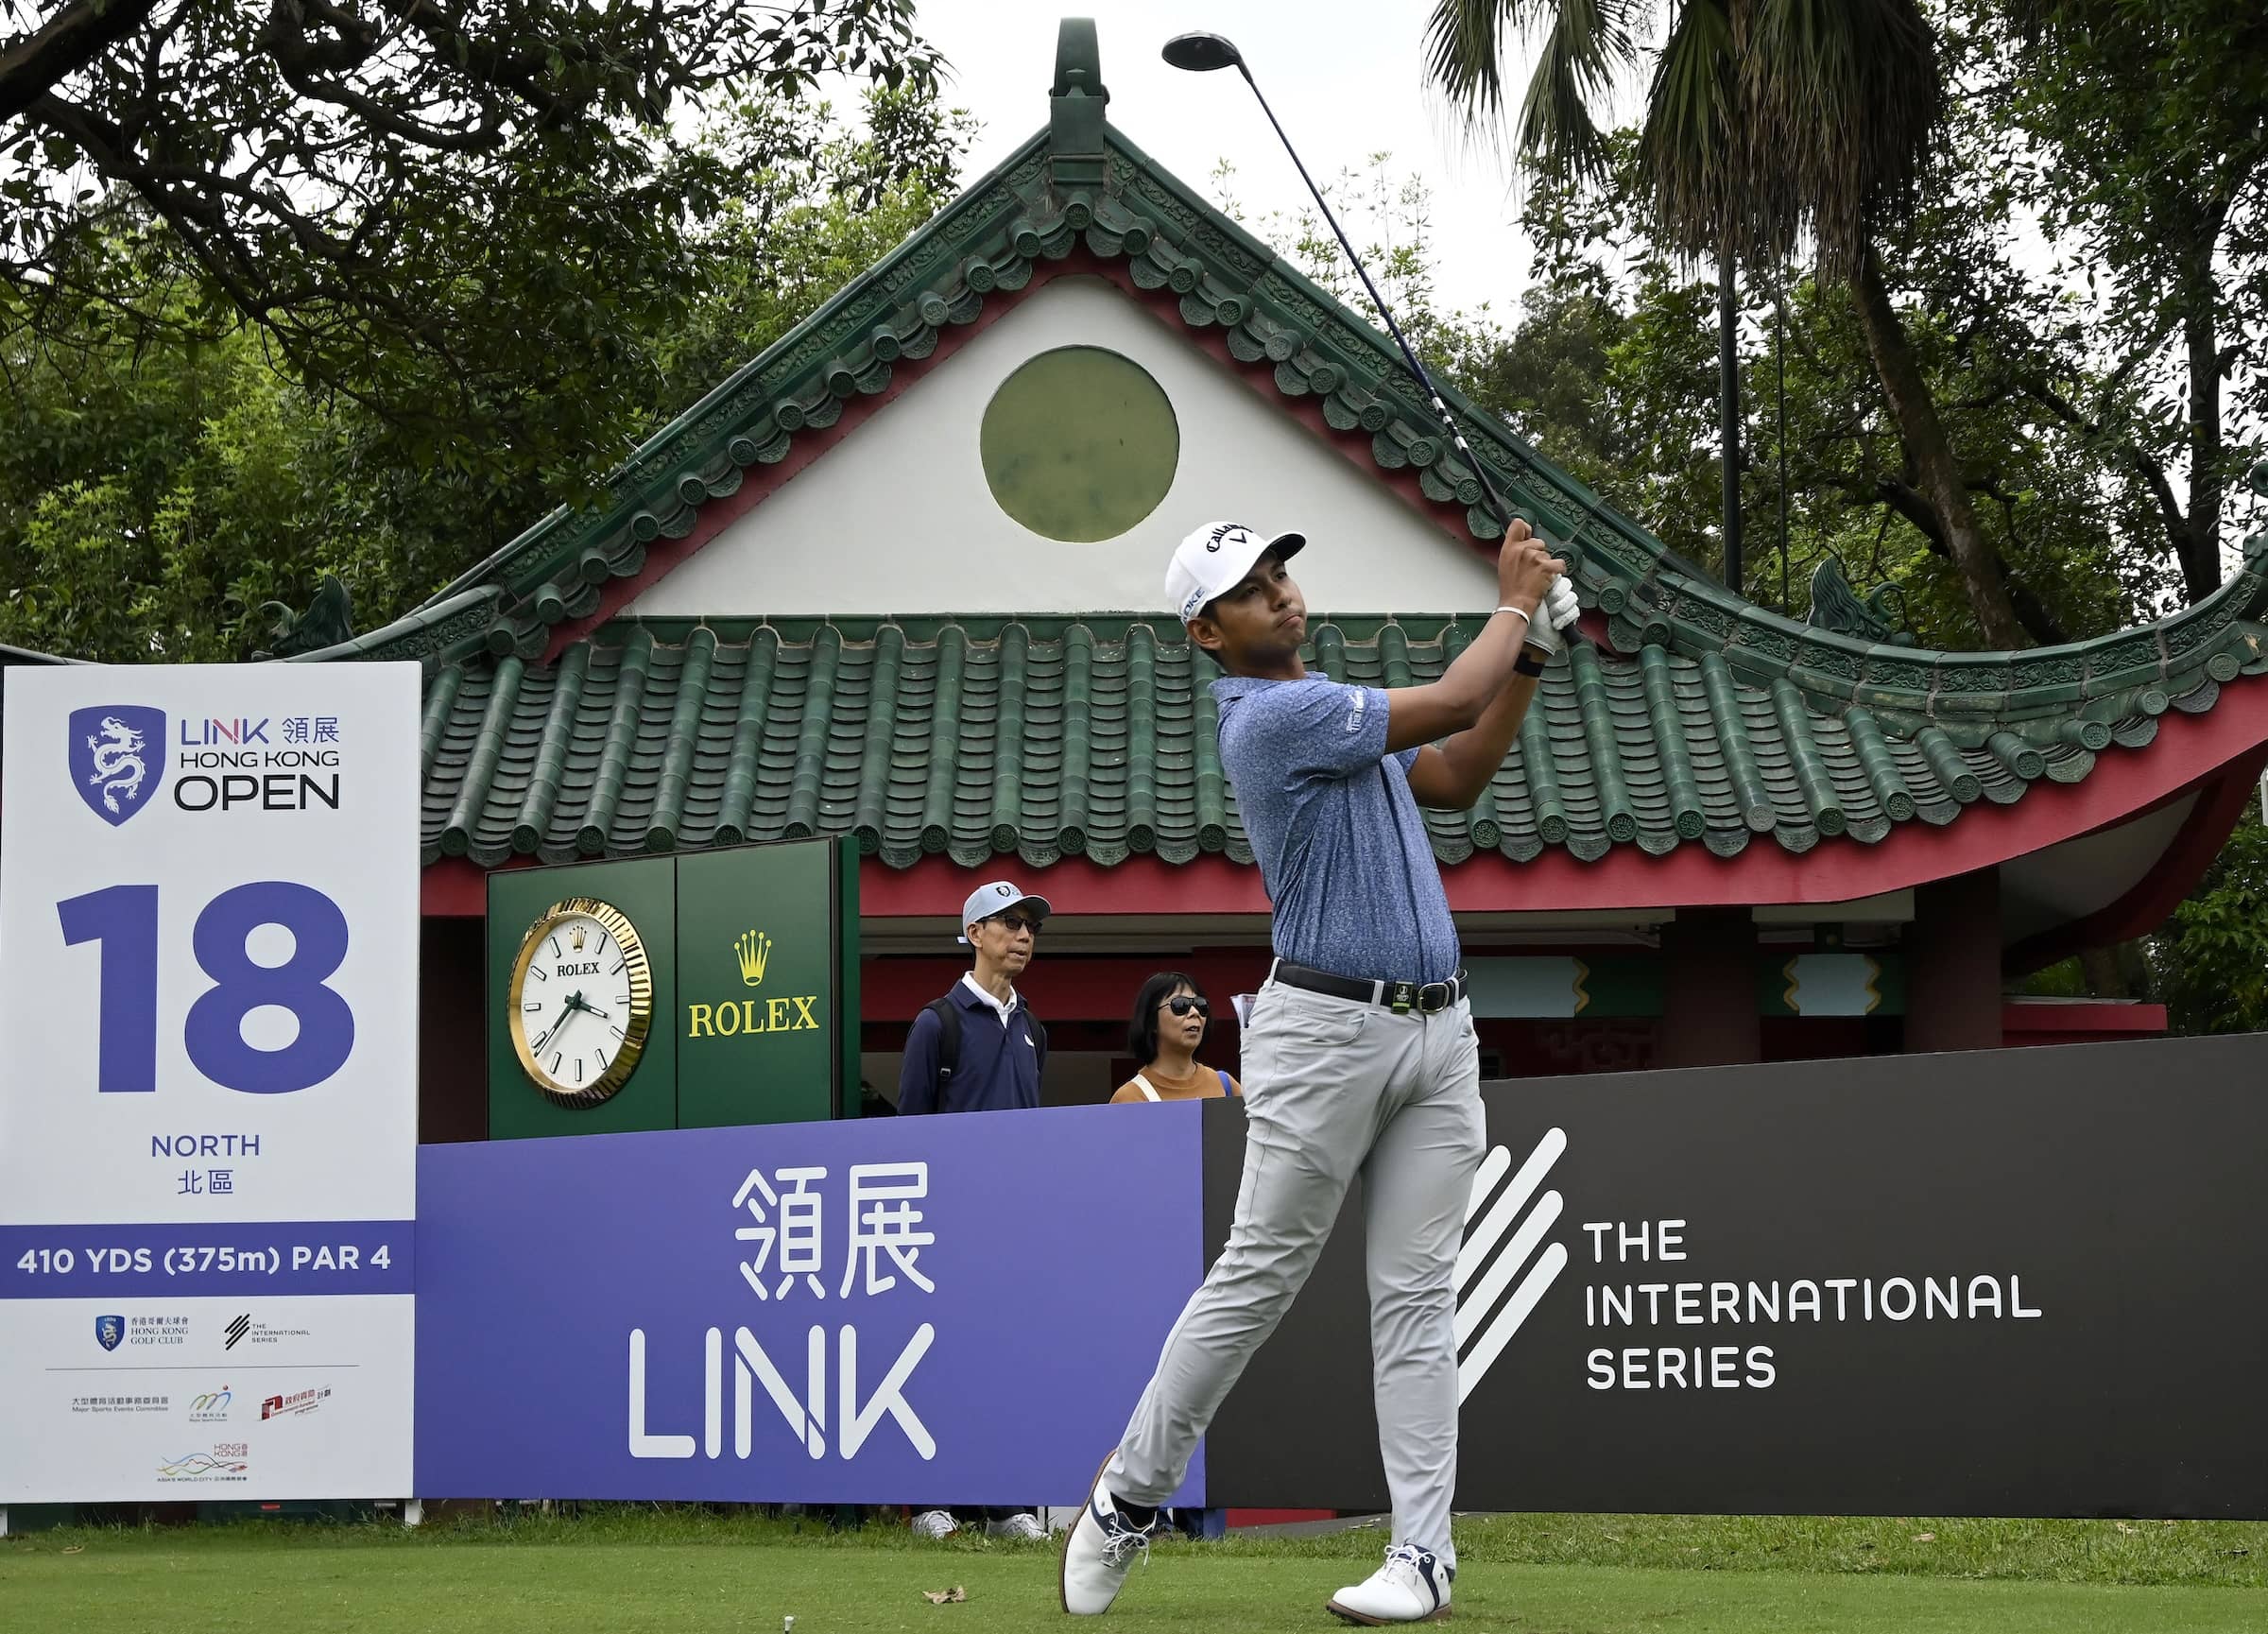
5, 1508, 2266, 1634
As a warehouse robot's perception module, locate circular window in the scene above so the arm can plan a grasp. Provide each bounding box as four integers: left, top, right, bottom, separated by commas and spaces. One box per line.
980, 346, 1179, 542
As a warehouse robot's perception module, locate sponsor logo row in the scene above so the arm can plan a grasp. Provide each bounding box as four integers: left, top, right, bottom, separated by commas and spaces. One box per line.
70, 1382, 334, 1425
94, 1310, 312, 1352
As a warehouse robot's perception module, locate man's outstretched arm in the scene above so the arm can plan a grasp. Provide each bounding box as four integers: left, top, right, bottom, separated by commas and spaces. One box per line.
1404, 670, 1544, 811
1381, 519, 1564, 765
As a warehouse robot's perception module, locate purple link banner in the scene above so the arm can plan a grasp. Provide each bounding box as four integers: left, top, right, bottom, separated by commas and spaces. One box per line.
414, 1104, 1205, 1505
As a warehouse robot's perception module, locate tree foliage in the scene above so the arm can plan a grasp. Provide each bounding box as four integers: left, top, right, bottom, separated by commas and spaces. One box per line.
1, 0, 938, 490
1419, 0, 2047, 645
1426, 0, 1941, 277
0, 86, 969, 662
1440, 136, 2139, 649
1990, 0, 2268, 604
2146, 809, 2268, 1036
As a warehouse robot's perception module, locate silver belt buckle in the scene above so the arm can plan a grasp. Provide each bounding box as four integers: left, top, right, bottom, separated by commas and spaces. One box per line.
1417, 980, 1452, 1014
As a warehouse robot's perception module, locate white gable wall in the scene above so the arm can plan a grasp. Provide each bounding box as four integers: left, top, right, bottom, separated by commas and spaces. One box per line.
627, 276, 1497, 618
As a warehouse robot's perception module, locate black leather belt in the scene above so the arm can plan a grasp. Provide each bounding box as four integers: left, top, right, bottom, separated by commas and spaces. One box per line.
1269, 958, 1468, 1016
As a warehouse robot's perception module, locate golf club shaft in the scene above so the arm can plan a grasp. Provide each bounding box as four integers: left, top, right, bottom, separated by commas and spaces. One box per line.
1234, 67, 1518, 534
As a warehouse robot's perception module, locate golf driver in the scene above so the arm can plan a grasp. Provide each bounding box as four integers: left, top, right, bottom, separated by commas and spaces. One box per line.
1161, 29, 1580, 640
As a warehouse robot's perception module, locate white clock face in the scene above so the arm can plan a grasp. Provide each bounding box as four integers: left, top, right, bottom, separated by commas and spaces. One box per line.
517, 911, 639, 1091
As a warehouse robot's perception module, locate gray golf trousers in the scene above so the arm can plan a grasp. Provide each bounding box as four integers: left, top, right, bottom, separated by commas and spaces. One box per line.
1106, 980, 1485, 1567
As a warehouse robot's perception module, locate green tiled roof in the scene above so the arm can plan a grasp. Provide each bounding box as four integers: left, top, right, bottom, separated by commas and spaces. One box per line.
417, 561, 2268, 870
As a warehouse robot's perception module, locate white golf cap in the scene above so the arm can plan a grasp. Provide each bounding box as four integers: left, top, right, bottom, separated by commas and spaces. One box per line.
957, 880, 1053, 945
1163, 521, 1307, 624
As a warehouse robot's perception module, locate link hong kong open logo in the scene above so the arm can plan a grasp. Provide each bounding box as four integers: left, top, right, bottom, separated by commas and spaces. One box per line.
70, 706, 166, 827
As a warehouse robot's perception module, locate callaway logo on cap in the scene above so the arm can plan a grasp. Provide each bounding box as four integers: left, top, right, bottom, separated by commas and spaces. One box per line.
1163, 521, 1307, 623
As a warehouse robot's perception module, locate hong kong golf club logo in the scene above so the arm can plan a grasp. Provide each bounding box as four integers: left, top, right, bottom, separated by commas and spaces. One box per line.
1455, 1127, 1568, 1403
69, 704, 165, 826
95, 1314, 126, 1351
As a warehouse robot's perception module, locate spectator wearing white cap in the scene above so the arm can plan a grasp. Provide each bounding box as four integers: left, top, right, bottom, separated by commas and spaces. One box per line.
896, 881, 1053, 1117
898, 879, 1054, 1543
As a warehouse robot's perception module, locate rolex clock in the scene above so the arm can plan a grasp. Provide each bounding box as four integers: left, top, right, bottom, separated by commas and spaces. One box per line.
506, 897, 654, 1108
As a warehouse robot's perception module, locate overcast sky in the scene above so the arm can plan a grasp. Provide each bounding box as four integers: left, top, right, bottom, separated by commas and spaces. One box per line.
914, 1, 1550, 321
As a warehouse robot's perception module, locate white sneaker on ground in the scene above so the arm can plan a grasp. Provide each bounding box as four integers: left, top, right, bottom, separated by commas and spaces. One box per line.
1058, 1456, 1156, 1614
986, 1511, 1047, 1541
910, 1509, 958, 1540
1326, 1543, 1453, 1625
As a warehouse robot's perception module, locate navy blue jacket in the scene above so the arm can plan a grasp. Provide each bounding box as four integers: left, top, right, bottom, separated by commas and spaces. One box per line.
897, 982, 1043, 1114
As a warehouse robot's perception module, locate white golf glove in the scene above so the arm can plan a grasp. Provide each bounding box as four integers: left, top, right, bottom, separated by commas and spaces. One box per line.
1521, 576, 1582, 658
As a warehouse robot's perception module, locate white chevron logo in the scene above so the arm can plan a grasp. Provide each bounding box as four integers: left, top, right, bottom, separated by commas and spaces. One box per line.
1455, 1127, 1569, 1404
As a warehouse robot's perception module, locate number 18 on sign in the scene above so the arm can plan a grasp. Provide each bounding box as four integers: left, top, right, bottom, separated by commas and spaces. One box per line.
0, 662, 421, 1503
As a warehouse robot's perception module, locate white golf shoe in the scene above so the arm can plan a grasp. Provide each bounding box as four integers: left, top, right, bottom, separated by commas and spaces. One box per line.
1058, 1457, 1155, 1614
910, 1508, 958, 1540
1326, 1543, 1453, 1625
986, 1511, 1048, 1541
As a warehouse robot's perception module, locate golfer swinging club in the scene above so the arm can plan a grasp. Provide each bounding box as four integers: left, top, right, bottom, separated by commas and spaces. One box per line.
1062, 517, 1574, 1625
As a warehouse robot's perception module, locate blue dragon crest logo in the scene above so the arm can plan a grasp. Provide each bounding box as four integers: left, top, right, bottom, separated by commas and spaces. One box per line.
69, 705, 166, 827
94, 1314, 125, 1352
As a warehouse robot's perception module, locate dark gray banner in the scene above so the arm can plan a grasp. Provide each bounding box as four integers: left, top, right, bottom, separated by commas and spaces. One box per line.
1202, 1033, 2268, 1518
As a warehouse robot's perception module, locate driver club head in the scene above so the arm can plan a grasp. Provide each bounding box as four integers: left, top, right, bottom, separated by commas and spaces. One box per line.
1160, 31, 1245, 74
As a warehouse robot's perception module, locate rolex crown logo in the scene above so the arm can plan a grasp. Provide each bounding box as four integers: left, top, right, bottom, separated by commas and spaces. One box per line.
570, 924, 588, 952
735, 930, 774, 988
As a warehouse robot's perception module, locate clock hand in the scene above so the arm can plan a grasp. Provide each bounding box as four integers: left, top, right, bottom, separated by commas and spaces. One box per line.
578, 999, 611, 1021
541, 1003, 581, 1048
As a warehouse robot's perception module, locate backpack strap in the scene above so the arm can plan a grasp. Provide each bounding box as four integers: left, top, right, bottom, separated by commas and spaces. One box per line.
1133, 1074, 1162, 1103
923, 996, 962, 1103
1216, 1069, 1234, 1097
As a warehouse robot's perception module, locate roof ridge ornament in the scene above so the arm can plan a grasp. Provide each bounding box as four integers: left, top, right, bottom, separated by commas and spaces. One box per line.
1050, 17, 1108, 182
1806, 553, 1916, 647
253, 573, 355, 661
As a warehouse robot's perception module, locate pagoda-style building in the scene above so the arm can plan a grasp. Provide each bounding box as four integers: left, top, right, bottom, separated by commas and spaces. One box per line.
48, 25, 2268, 1139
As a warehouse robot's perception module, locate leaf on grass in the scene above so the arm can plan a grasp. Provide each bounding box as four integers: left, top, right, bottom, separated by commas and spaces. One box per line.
1912, 1533, 1936, 1543
2115, 1522, 2138, 1535
60, 1545, 85, 1556
920, 1586, 968, 1605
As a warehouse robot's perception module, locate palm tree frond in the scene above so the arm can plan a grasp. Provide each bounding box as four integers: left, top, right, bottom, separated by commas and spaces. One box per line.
1419, 0, 1939, 281
1425, 0, 1643, 131
1743, 0, 1940, 270
1423, 0, 1524, 124
1518, 33, 1607, 180
1514, 0, 1646, 181
1640, 0, 1736, 258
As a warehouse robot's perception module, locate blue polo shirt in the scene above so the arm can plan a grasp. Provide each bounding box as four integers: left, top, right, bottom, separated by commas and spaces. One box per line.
1214, 672, 1460, 985
897, 980, 1044, 1114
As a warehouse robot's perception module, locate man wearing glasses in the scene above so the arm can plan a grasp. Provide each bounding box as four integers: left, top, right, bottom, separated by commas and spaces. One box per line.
898, 880, 1052, 1117
897, 879, 1054, 1542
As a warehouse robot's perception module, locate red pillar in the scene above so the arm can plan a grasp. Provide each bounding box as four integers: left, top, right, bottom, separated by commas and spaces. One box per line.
1904, 868, 2004, 1054
1657, 907, 1762, 1068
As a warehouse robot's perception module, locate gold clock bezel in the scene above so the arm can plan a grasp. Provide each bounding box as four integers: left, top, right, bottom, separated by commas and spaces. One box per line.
507, 897, 654, 1109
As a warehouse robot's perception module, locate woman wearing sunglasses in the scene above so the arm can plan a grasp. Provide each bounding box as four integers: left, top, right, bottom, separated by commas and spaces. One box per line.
1114, 972, 1241, 1104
